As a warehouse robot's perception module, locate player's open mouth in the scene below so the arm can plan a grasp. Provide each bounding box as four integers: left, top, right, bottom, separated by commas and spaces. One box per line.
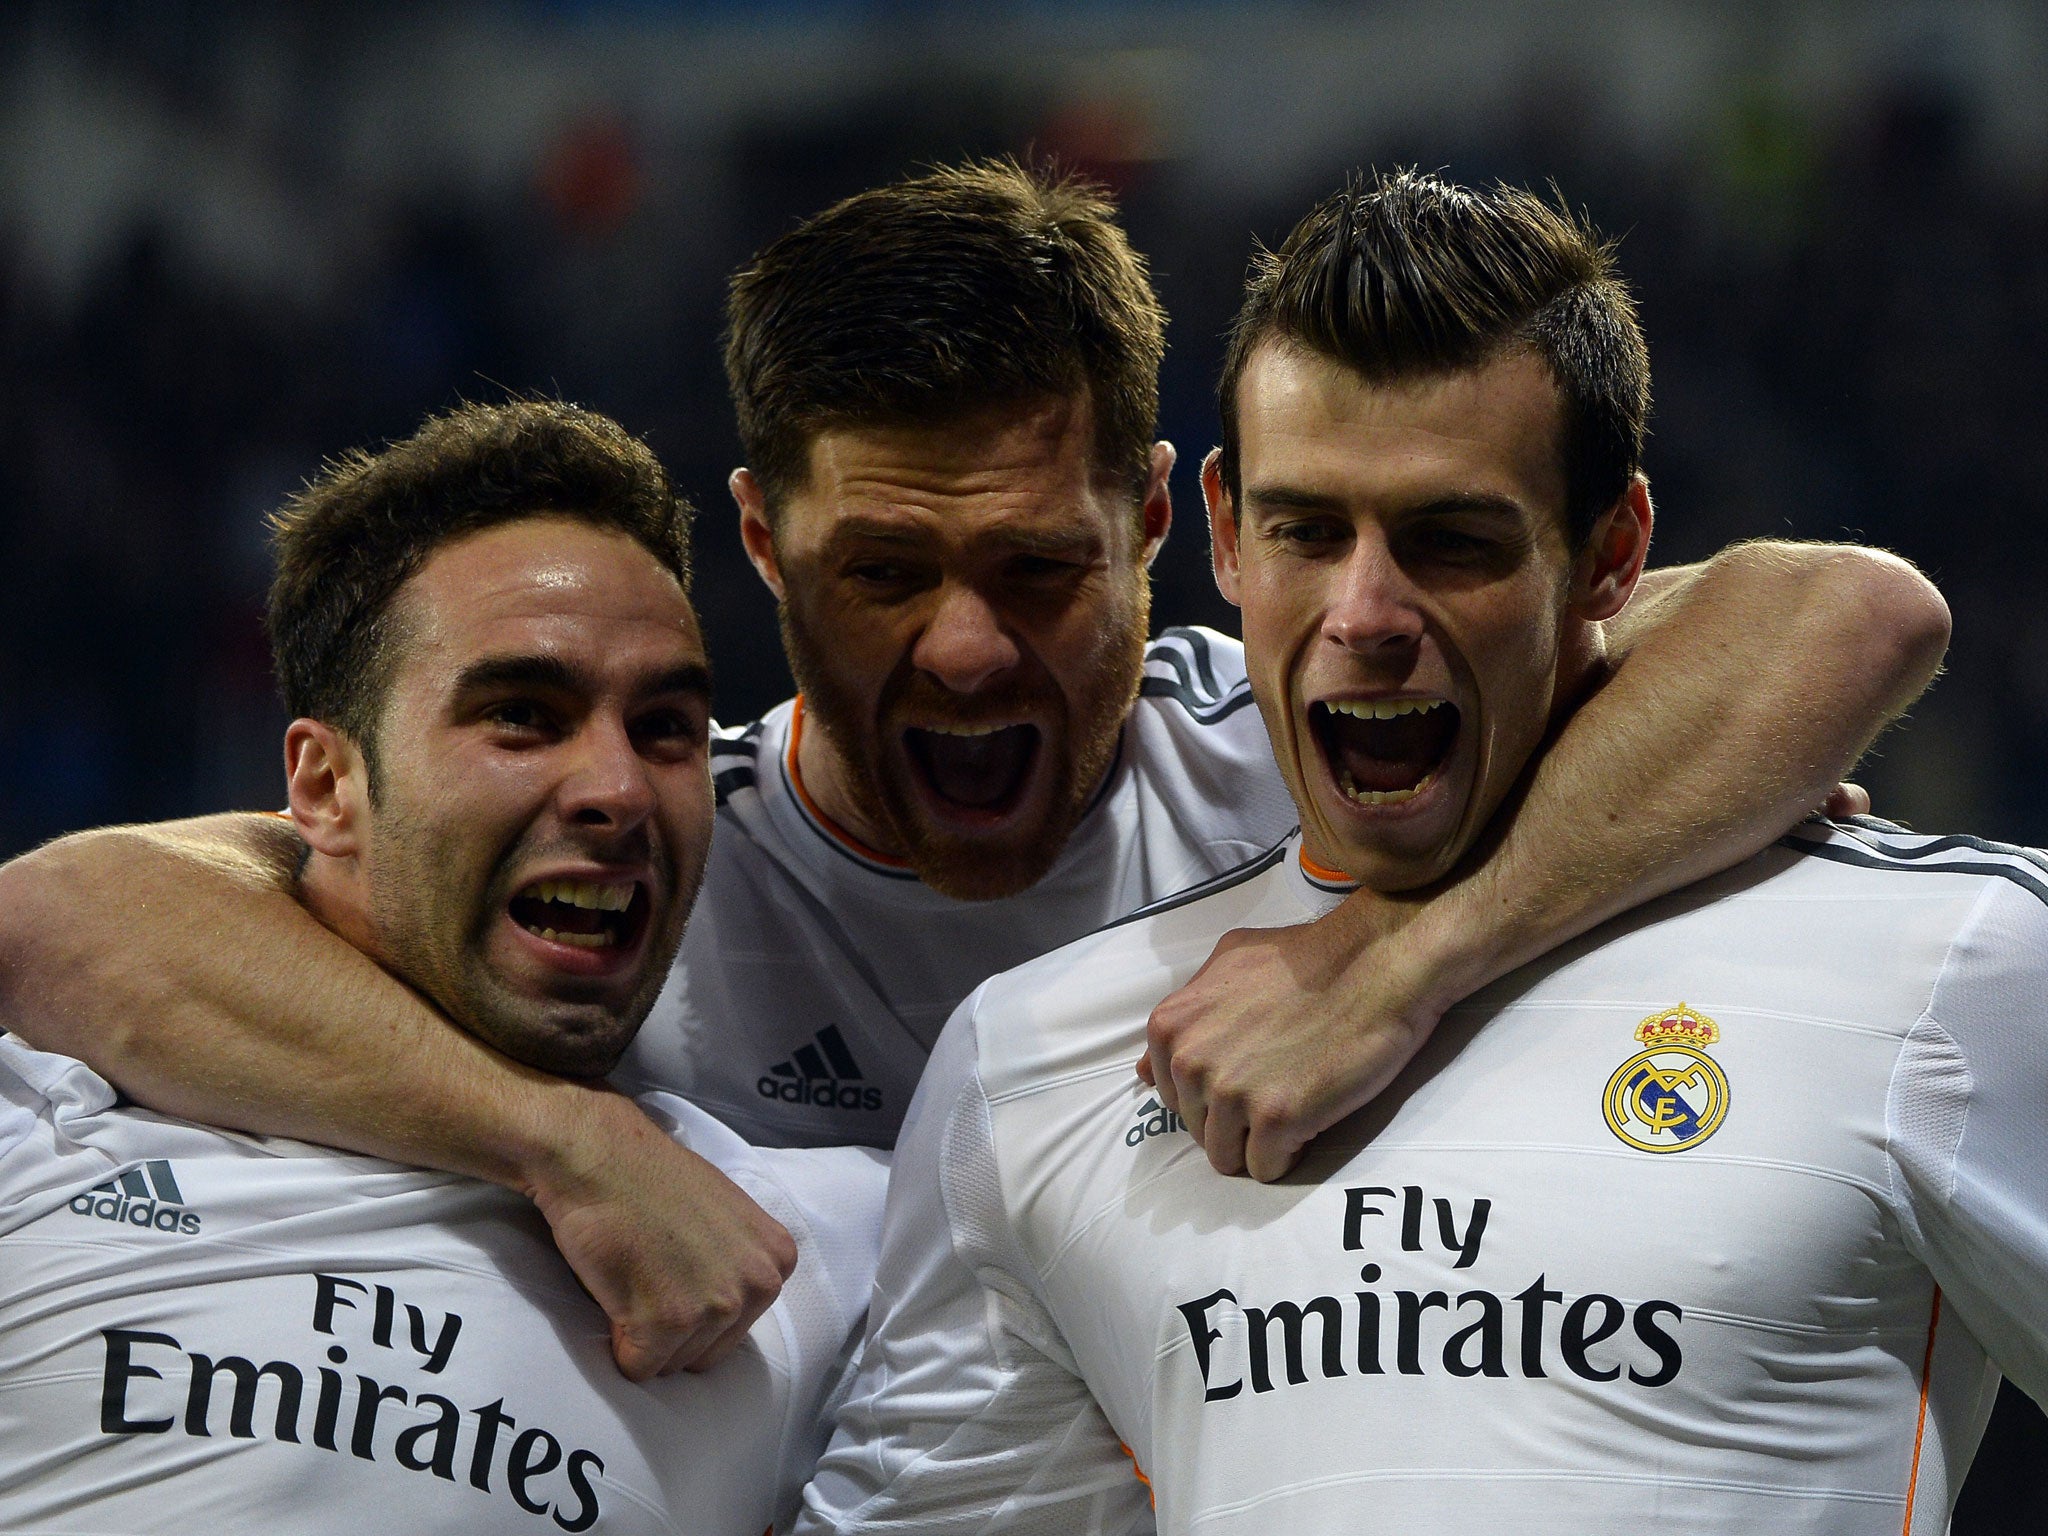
1312, 698, 1459, 805
902, 722, 1042, 815
507, 878, 648, 951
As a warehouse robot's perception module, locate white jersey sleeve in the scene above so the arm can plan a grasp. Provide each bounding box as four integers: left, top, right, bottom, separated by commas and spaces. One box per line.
795, 999, 1152, 1536
1885, 867, 2048, 1399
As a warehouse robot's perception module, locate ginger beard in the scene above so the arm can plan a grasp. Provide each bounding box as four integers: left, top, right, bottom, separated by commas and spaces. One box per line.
778, 571, 1149, 902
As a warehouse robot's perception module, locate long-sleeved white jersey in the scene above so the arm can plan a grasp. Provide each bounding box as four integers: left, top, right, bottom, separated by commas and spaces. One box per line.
800, 820, 2048, 1534
613, 627, 1295, 1148
0, 1035, 886, 1535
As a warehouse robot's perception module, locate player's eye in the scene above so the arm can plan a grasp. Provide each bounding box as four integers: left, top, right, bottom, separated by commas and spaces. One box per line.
631, 707, 706, 757
1007, 554, 1082, 583
847, 560, 913, 587
483, 699, 558, 737
1269, 518, 1348, 552
1399, 520, 1523, 572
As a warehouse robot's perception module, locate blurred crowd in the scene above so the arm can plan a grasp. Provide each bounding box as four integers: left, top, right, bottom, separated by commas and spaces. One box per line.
4, 5, 2044, 861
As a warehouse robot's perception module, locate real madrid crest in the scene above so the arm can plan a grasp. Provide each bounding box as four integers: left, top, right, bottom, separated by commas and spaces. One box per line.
1602, 1004, 1730, 1153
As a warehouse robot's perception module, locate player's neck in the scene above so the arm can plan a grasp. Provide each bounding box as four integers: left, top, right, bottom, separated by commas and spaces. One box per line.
296, 852, 390, 972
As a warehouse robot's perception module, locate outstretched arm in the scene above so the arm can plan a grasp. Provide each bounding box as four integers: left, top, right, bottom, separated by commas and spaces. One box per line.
0, 813, 796, 1378
1143, 540, 1949, 1179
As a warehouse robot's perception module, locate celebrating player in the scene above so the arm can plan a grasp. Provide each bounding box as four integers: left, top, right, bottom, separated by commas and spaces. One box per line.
796, 171, 2037, 1535
0, 162, 1946, 1375
0, 402, 882, 1534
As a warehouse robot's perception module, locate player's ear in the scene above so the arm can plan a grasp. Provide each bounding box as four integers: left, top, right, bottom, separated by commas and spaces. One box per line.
1571, 475, 1652, 623
732, 468, 786, 601
285, 719, 369, 859
1202, 448, 1245, 607
1139, 441, 1175, 568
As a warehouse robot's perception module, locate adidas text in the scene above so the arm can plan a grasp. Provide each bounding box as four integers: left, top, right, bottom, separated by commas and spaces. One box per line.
1128, 1098, 1184, 1147
68, 1161, 200, 1235
759, 1025, 883, 1112
757, 1076, 883, 1113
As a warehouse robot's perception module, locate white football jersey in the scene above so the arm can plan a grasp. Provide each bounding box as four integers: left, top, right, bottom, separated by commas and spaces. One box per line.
613, 628, 1296, 1148
799, 820, 2048, 1535
0, 1035, 886, 1536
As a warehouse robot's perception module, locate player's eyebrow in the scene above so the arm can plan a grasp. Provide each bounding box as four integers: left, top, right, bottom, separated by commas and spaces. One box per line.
1243, 485, 1530, 522
451, 654, 713, 703
995, 523, 1105, 559
1241, 484, 1347, 515
1397, 492, 1530, 523
821, 516, 929, 550
821, 515, 1104, 559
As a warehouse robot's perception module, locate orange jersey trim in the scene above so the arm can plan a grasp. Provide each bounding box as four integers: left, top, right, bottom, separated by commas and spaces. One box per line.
1297, 846, 1358, 887
1119, 1442, 1155, 1510
786, 697, 913, 871
1900, 1286, 1942, 1535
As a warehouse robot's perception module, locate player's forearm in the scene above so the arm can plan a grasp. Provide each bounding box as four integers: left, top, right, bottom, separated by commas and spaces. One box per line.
0, 814, 301, 1087
1395, 540, 1950, 1012
0, 813, 591, 1193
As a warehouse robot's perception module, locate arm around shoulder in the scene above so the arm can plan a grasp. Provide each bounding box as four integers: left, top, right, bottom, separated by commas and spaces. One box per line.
1610, 540, 1950, 744
0, 812, 306, 1093
1141, 538, 1951, 1183
0, 812, 796, 1377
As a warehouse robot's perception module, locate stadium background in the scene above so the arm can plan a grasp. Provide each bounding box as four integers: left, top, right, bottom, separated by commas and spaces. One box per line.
2, 0, 2043, 1522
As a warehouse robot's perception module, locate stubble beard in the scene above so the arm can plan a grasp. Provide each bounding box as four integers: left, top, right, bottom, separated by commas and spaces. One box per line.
367, 800, 683, 1078
778, 586, 1150, 902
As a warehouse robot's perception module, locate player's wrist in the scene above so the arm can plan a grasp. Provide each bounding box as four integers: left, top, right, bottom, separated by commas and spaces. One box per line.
484, 1070, 642, 1209
1372, 883, 1514, 1030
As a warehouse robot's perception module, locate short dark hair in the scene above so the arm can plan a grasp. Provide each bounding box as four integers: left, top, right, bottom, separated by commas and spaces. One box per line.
267, 400, 692, 767
723, 158, 1166, 513
1218, 169, 1650, 545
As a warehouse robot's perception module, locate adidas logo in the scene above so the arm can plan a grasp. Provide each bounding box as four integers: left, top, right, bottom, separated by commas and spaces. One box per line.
756, 1025, 884, 1113
1126, 1096, 1184, 1148
67, 1159, 201, 1235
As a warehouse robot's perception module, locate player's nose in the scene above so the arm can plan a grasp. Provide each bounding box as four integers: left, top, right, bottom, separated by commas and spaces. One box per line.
911, 582, 1021, 694
559, 712, 658, 830
1322, 533, 1425, 656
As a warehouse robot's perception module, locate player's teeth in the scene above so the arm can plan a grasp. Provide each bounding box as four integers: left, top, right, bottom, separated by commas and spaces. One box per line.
921, 722, 1011, 737
524, 880, 634, 910
1337, 769, 1432, 805
1327, 698, 1444, 720
535, 926, 614, 949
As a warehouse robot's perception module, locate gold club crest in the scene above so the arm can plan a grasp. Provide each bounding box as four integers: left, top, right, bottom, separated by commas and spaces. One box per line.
1602, 1004, 1730, 1153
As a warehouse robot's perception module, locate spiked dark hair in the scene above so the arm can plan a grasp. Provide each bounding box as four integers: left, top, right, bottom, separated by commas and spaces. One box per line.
1218, 169, 1649, 544
724, 158, 1166, 513
267, 400, 692, 772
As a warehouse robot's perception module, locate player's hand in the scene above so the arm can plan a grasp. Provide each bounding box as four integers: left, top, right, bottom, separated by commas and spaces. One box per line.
526, 1089, 796, 1380
1139, 911, 1438, 1183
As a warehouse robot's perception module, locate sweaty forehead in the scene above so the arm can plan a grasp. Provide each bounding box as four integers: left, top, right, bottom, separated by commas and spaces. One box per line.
781, 395, 1128, 540
394, 518, 699, 668
1239, 344, 1568, 519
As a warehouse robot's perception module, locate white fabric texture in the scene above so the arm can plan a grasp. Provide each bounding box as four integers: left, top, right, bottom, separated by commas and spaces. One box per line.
0, 1037, 886, 1535
800, 820, 2048, 1535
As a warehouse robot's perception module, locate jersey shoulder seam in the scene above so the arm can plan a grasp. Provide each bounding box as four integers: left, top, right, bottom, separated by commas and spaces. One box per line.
1101, 834, 1294, 932
1776, 819, 2048, 910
